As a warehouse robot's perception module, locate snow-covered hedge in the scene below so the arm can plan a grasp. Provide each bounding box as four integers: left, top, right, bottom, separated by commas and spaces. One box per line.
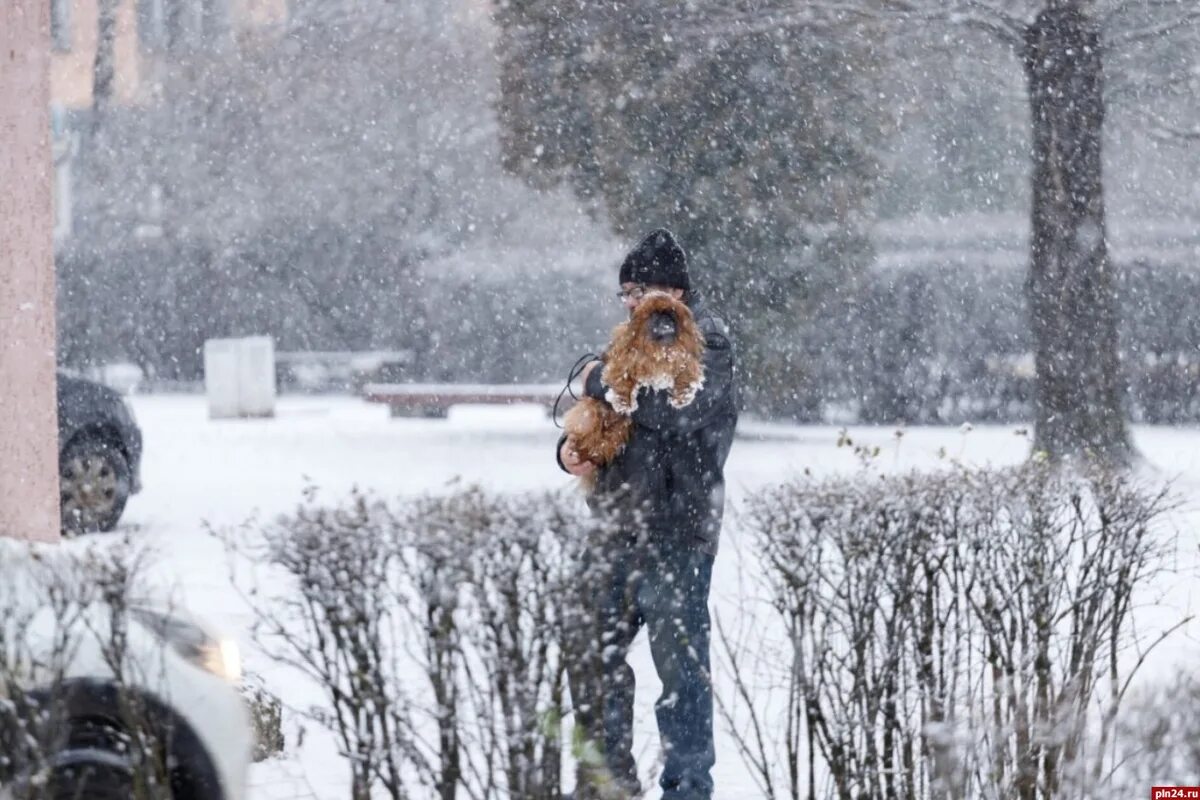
729, 463, 1176, 800
243, 470, 1185, 800
235, 487, 620, 800
794, 256, 1200, 425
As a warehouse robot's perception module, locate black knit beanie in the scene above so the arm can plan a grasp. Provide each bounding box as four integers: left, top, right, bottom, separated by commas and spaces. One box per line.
618, 228, 690, 291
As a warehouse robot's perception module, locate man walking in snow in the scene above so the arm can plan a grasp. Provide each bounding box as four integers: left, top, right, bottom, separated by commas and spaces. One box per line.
557, 229, 738, 800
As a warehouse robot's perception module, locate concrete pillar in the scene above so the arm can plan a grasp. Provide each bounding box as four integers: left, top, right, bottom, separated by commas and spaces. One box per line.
1, 0, 60, 543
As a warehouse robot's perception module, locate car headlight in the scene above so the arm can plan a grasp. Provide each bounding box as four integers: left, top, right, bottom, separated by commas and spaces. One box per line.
131, 607, 242, 684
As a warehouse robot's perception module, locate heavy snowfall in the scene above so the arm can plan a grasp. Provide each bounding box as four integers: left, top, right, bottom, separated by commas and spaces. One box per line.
3, 0, 1200, 798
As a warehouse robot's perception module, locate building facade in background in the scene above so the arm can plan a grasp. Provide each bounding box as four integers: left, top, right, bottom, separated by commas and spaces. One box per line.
49, 0, 286, 241
50, 0, 286, 109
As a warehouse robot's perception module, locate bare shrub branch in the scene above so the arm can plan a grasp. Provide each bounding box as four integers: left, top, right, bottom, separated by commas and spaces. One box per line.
720, 463, 1179, 800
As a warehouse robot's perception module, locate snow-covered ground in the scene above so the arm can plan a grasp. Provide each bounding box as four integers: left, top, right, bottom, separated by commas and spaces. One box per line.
110, 394, 1200, 799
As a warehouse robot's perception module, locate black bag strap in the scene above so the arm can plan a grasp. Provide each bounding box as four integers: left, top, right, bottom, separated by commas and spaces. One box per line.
552, 352, 602, 429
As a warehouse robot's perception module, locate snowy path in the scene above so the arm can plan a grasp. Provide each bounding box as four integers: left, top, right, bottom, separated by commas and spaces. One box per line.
110, 395, 1200, 799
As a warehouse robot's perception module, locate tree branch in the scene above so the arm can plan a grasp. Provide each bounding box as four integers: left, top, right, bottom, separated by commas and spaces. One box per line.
668, 5, 868, 43
1106, 61, 1194, 105
667, 0, 1030, 52
954, 12, 1026, 50
1146, 124, 1200, 143
870, 0, 1030, 49
1101, 0, 1194, 31
1135, 105, 1200, 143
1109, 7, 1200, 48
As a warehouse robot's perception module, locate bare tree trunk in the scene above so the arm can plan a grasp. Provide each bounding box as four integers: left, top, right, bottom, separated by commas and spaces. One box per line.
1023, 4, 1130, 464
93, 0, 120, 123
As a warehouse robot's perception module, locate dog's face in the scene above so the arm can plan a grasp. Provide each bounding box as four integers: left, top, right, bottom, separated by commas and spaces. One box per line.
626, 291, 693, 349
646, 310, 678, 343
620, 283, 685, 315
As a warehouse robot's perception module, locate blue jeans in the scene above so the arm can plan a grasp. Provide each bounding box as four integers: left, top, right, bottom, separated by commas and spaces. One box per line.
569, 538, 715, 799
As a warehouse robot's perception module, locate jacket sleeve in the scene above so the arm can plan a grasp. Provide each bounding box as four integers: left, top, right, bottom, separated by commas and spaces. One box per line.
584, 362, 607, 400
629, 328, 735, 434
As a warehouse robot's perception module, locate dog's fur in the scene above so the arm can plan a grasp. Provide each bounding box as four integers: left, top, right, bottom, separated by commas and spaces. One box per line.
564, 292, 705, 488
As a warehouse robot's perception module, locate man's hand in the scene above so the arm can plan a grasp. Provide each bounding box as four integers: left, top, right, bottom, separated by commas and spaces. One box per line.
560, 439, 597, 477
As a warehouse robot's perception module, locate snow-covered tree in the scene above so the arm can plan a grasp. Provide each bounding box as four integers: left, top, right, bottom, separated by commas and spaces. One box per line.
493, 1, 888, 415
890, 0, 1198, 462
495, 0, 1199, 447
779, 0, 1196, 457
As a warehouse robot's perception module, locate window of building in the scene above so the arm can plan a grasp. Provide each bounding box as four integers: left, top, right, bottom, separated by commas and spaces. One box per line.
139, 0, 228, 51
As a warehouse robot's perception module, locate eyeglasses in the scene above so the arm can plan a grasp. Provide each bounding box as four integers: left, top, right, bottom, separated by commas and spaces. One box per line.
616, 285, 648, 301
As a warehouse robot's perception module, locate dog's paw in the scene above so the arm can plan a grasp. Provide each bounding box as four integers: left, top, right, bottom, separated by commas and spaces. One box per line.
668, 370, 706, 409
605, 387, 636, 414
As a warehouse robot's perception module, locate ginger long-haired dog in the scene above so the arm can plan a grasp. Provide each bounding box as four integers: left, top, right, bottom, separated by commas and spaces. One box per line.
564, 291, 706, 489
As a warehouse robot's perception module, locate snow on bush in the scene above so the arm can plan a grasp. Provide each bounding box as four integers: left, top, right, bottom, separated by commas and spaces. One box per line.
725, 463, 1177, 800
233, 468, 1188, 800
232, 486, 623, 800
1105, 667, 1200, 797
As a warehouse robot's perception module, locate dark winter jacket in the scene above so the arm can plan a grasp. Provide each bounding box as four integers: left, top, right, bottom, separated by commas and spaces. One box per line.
558, 295, 738, 554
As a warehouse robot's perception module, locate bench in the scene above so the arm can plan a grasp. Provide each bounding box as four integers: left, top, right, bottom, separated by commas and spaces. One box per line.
362, 382, 574, 418
276, 350, 412, 393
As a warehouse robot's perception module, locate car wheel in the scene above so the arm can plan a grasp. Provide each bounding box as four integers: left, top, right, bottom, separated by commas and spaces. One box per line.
48, 756, 136, 800
49, 718, 164, 800
60, 437, 131, 534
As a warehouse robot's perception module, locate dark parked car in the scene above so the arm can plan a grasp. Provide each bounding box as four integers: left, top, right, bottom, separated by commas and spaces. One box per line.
57, 373, 143, 533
